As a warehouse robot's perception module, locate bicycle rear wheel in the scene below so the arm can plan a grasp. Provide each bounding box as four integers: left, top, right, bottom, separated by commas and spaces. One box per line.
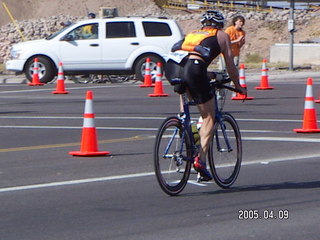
154, 117, 192, 196
208, 113, 242, 188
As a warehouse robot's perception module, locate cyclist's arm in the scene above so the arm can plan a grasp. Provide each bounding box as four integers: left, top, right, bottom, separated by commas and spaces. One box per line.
217, 30, 246, 95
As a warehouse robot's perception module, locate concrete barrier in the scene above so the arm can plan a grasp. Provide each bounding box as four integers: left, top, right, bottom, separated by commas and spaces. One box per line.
270, 43, 320, 65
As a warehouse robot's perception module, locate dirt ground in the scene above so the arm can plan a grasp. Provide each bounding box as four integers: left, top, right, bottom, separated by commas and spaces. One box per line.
1, 0, 320, 63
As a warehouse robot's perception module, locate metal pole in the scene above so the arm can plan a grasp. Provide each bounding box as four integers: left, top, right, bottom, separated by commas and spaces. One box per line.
289, 0, 295, 71
2, 2, 26, 41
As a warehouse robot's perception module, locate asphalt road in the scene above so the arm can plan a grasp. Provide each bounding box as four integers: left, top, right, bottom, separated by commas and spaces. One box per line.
0, 75, 319, 240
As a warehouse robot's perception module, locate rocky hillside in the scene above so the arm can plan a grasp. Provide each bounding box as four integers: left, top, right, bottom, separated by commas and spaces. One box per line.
1, 0, 320, 65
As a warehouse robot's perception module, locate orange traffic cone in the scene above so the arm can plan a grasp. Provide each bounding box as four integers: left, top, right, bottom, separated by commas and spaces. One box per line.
148, 62, 169, 97
28, 58, 44, 86
294, 78, 320, 133
52, 62, 69, 94
232, 63, 253, 100
139, 58, 154, 88
69, 91, 110, 156
255, 59, 274, 90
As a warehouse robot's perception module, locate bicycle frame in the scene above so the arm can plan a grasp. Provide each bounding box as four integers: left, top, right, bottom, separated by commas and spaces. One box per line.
176, 80, 235, 161
214, 98, 234, 153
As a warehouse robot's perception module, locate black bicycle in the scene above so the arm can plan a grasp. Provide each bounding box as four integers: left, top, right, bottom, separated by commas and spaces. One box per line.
154, 72, 242, 196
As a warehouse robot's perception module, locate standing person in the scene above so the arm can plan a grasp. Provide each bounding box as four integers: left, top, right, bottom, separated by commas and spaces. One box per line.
82, 13, 96, 37
165, 10, 247, 181
87, 12, 96, 19
224, 15, 246, 67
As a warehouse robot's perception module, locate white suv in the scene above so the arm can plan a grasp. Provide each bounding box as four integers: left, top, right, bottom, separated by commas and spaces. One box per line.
6, 17, 183, 83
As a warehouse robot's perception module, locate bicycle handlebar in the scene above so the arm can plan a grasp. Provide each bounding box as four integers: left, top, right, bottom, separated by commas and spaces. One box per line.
171, 72, 243, 94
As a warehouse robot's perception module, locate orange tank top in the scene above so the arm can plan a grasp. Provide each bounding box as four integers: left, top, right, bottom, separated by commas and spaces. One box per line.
181, 28, 218, 52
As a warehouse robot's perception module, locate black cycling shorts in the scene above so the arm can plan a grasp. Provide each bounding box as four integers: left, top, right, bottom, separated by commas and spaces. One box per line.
184, 59, 214, 104
166, 58, 214, 104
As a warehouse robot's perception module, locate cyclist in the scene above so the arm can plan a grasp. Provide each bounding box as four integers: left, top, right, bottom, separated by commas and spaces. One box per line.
165, 10, 247, 181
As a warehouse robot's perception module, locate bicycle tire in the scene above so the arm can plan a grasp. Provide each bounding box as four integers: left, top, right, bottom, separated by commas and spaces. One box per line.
154, 117, 192, 196
208, 113, 242, 188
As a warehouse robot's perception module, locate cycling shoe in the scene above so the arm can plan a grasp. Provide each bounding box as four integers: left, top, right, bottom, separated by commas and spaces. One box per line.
193, 156, 212, 182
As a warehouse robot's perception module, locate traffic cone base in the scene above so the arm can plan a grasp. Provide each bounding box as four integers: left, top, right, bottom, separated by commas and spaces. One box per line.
139, 83, 155, 88
52, 82, 69, 94
148, 94, 169, 97
139, 73, 154, 88
255, 86, 274, 90
294, 128, 320, 133
232, 95, 254, 100
52, 90, 69, 94
69, 129, 110, 156
69, 151, 110, 156
148, 82, 169, 97
29, 82, 45, 86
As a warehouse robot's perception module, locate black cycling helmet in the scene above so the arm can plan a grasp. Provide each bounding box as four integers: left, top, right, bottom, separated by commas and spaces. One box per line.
200, 10, 224, 29
88, 13, 96, 18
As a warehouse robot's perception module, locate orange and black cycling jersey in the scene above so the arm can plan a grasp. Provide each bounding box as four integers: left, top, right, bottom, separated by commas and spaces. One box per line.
171, 27, 221, 65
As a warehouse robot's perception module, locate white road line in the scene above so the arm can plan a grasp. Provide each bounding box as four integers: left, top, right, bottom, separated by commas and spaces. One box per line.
0, 125, 310, 136
243, 136, 320, 143
0, 125, 318, 138
0, 116, 304, 122
0, 125, 304, 135
0, 125, 159, 131
0, 85, 126, 94
238, 118, 301, 122
0, 152, 319, 194
0, 172, 154, 193
0, 116, 165, 120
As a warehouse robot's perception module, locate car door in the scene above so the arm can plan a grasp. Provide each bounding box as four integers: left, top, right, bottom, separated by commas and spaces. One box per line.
101, 21, 140, 70
59, 23, 102, 70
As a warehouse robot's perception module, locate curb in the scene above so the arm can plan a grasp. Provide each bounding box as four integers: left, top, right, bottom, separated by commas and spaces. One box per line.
1, 71, 320, 84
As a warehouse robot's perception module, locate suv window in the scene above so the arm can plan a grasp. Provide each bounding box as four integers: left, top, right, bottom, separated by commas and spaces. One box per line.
106, 22, 136, 38
68, 24, 99, 40
142, 22, 172, 37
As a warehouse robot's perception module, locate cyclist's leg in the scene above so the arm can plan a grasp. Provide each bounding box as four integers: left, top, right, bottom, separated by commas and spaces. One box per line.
182, 59, 215, 180
197, 98, 216, 162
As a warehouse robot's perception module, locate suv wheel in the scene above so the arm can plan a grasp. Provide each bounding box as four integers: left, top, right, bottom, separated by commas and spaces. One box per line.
134, 55, 164, 82
25, 56, 56, 83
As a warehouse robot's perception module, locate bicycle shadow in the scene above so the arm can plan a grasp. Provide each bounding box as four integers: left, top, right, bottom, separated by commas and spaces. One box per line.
183, 180, 320, 196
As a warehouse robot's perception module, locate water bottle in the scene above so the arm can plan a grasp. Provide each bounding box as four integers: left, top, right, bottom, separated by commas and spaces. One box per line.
191, 122, 200, 145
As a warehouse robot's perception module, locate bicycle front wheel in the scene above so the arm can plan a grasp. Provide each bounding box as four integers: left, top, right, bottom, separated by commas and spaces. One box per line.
154, 117, 192, 196
208, 113, 242, 188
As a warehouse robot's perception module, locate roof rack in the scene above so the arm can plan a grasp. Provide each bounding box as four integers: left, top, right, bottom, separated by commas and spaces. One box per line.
99, 7, 119, 18
125, 16, 168, 19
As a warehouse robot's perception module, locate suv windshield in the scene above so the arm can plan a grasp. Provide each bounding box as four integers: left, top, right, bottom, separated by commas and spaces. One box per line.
45, 24, 74, 40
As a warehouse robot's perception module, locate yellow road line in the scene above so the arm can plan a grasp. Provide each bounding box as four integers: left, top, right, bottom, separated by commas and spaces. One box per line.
0, 135, 152, 153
